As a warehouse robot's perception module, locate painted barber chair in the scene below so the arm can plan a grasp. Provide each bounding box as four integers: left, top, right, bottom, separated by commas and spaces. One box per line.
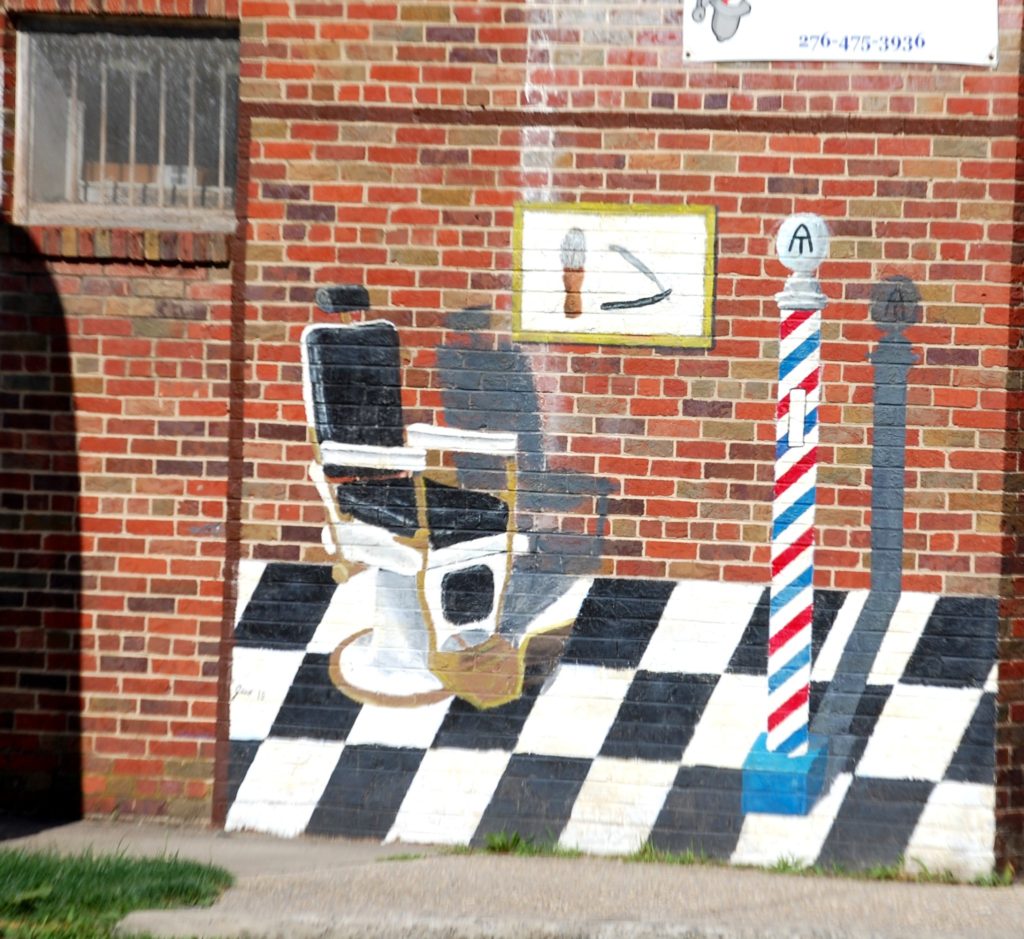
301, 318, 531, 708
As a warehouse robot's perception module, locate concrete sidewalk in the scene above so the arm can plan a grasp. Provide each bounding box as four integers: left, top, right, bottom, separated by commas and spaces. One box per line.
2, 817, 1022, 939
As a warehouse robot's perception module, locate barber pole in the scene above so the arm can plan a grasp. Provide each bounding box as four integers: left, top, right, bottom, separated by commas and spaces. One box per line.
767, 214, 829, 757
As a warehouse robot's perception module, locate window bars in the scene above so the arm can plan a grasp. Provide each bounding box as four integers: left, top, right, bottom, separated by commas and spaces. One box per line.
18, 23, 239, 228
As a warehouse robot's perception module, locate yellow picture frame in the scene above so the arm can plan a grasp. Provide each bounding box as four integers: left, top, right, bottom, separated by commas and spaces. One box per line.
512, 201, 717, 348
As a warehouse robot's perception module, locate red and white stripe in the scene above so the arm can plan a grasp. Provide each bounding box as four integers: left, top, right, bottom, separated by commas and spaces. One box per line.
767, 303, 822, 756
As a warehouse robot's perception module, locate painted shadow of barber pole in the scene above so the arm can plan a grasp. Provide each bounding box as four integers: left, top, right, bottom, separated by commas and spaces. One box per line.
742, 214, 831, 815
810, 276, 922, 780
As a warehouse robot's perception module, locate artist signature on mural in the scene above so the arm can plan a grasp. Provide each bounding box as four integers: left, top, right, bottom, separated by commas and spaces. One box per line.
231, 684, 267, 704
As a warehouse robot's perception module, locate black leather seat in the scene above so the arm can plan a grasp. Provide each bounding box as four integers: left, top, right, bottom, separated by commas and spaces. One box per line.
306, 321, 511, 548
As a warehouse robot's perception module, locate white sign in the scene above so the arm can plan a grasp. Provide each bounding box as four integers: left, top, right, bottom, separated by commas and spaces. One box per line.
684, 0, 998, 66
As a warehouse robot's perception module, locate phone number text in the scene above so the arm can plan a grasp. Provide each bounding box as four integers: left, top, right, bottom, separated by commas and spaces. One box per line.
799, 34, 926, 53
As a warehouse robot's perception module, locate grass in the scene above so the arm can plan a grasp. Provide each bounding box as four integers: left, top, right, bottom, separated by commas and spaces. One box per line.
626, 842, 711, 867
972, 866, 1017, 888
481, 831, 582, 859
473, 832, 1015, 887
0, 847, 233, 939
766, 853, 1016, 887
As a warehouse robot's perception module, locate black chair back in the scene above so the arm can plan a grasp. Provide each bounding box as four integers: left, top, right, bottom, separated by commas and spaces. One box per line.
305, 321, 406, 449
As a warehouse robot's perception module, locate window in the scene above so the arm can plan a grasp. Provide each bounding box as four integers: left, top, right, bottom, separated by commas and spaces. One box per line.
15, 18, 239, 232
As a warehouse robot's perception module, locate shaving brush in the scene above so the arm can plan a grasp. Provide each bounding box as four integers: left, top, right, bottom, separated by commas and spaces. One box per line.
560, 227, 586, 318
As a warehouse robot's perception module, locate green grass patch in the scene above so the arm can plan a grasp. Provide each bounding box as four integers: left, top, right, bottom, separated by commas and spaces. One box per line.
626, 842, 711, 866
972, 866, 1016, 888
0, 847, 233, 939
767, 854, 1016, 887
629, 842, 1015, 886
469, 834, 1015, 887
480, 831, 581, 859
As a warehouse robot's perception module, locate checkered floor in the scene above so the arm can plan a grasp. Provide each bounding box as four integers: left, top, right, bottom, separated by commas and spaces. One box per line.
226, 561, 998, 876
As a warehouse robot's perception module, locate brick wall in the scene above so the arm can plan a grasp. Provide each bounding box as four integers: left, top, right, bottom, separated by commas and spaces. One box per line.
0, 230, 233, 819
238, 112, 1018, 593
2, 0, 1022, 869
0, 0, 237, 820
237, 1, 1023, 593
233, 0, 1024, 865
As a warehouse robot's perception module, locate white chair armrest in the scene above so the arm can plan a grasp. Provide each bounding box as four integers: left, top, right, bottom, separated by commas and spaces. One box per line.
406, 422, 518, 456
318, 441, 427, 471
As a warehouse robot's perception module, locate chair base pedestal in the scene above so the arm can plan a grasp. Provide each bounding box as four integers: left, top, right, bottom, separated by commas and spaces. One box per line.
330, 628, 452, 708
326, 567, 587, 711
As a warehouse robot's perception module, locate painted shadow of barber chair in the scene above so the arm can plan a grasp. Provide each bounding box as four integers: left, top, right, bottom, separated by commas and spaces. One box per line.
302, 315, 569, 709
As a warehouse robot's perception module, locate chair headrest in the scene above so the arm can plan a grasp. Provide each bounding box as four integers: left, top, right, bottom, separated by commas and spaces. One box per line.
315, 284, 370, 314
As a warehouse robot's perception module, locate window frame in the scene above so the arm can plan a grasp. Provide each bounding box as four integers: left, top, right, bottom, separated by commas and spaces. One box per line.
12, 14, 240, 235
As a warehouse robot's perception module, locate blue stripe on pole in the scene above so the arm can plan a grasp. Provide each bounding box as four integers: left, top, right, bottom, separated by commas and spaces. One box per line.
779, 333, 820, 382
804, 405, 818, 438
771, 488, 815, 542
770, 565, 813, 618
768, 644, 811, 694
775, 406, 818, 461
775, 724, 809, 755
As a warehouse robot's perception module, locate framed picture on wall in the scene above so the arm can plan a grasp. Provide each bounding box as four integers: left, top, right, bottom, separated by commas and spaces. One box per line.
512, 201, 717, 349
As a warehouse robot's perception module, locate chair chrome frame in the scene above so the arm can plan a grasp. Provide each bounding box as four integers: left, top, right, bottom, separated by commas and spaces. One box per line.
301, 320, 531, 708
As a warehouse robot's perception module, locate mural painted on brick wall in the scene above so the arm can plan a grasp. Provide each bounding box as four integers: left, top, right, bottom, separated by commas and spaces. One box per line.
226, 216, 998, 878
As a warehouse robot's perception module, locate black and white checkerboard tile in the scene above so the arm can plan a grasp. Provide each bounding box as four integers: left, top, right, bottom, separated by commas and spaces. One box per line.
226, 561, 998, 877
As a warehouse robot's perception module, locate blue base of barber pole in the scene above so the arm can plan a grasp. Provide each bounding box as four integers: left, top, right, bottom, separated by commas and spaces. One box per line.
741, 733, 828, 816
